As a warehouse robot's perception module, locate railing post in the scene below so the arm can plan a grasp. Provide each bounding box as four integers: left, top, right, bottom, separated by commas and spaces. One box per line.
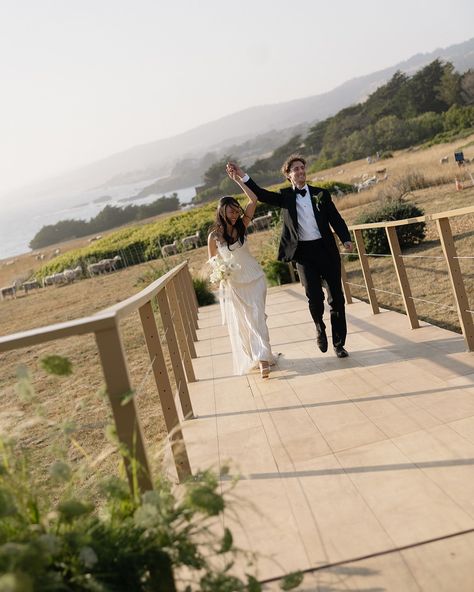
340, 255, 353, 305
353, 229, 380, 314
436, 217, 474, 351
184, 265, 199, 321
385, 226, 419, 329
138, 301, 192, 481
179, 270, 198, 336
95, 323, 153, 493
156, 289, 195, 419
183, 268, 199, 329
174, 279, 197, 359
166, 279, 196, 383
176, 273, 198, 355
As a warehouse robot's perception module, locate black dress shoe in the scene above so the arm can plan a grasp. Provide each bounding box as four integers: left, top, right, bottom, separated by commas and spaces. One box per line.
317, 331, 328, 353
334, 346, 349, 358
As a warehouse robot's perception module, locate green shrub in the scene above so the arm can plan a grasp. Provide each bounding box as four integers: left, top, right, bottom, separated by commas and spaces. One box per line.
355, 199, 426, 255
135, 264, 216, 306
263, 260, 294, 286
193, 278, 216, 306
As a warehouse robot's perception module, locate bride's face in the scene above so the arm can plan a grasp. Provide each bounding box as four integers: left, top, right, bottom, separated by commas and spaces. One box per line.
224, 204, 240, 226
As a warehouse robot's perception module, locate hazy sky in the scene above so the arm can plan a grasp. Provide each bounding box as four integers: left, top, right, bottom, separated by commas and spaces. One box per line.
1, 0, 473, 199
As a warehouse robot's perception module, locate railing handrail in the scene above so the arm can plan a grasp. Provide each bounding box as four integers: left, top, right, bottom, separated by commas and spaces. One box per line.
0, 261, 188, 352
343, 203, 474, 352
348, 204, 474, 232
0, 260, 198, 491
0, 311, 117, 352
98, 261, 187, 320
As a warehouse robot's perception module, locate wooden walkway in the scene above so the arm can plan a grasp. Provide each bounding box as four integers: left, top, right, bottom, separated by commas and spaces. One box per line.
181, 284, 474, 590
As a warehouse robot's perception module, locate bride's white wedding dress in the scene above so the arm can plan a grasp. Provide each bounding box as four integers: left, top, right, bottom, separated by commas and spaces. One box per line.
216, 238, 274, 375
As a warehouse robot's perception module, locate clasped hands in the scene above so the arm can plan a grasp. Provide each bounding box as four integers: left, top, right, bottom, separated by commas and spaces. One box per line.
226, 161, 244, 181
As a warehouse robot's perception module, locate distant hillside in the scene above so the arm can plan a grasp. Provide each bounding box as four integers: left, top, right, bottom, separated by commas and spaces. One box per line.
9, 37, 474, 206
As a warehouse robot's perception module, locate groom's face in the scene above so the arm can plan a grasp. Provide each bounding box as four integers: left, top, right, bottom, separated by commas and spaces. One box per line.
287, 160, 306, 189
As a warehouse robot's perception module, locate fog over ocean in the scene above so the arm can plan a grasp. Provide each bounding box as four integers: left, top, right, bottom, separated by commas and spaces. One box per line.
0, 179, 196, 260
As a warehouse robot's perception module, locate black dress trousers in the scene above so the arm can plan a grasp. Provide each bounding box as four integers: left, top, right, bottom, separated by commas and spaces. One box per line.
295, 239, 347, 348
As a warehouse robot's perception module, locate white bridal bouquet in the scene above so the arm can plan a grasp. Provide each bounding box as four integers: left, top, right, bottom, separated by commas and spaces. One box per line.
208, 253, 241, 284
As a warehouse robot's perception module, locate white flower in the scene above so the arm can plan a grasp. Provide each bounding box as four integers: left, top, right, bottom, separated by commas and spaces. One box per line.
79, 546, 98, 568
208, 253, 241, 283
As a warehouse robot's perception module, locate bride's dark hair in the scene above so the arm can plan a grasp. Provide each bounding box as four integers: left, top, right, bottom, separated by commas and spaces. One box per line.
212, 196, 246, 248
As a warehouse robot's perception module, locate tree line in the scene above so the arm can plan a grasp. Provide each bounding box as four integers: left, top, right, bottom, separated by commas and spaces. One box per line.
29, 194, 180, 249
193, 60, 474, 200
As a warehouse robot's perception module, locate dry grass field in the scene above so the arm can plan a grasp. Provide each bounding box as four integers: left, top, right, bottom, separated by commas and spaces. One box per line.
0, 135, 473, 490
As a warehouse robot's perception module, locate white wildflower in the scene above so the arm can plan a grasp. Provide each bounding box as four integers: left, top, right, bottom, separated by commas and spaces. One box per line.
208, 254, 241, 284
79, 546, 98, 568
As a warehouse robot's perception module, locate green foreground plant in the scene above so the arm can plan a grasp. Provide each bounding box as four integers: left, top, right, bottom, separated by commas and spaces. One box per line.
0, 359, 302, 591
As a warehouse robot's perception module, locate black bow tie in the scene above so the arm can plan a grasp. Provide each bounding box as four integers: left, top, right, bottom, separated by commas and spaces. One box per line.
295, 187, 307, 197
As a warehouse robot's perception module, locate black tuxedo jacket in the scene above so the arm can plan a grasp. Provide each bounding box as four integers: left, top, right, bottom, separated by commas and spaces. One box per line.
245, 177, 351, 262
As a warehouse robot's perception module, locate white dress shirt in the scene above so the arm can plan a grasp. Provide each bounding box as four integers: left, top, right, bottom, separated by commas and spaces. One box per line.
295, 185, 322, 241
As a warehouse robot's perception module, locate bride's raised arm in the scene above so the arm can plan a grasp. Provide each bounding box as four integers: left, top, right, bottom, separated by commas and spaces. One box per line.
226, 166, 258, 228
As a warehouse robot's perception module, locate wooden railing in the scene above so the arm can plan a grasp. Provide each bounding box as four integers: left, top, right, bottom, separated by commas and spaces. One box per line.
0, 205, 472, 495
0, 261, 198, 493
341, 204, 474, 352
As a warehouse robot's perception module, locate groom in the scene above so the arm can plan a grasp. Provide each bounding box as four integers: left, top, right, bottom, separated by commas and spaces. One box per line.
227, 155, 353, 358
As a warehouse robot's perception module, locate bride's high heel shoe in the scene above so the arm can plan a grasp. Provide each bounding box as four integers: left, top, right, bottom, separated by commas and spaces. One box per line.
259, 361, 270, 379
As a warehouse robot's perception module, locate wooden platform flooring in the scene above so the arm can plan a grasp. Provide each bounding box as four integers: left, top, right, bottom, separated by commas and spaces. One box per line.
180, 284, 474, 591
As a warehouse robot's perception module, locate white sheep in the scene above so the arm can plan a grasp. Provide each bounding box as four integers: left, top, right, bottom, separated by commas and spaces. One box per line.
43, 272, 67, 286
0, 285, 17, 300
87, 256, 121, 276
63, 265, 83, 282
181, 231, 201, 250
252, 211, 273, 231
21, 280, 41, 294
161, 241, 178, 256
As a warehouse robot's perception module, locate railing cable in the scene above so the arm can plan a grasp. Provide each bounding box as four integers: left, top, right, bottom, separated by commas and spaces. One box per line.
371, 287, 402, 297
408, 296, 456, 311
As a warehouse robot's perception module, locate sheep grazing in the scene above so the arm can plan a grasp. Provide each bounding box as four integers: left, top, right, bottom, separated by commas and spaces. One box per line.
181, 231, 201, 250
440, 156, 449, 164
21, 280, 42, 294
161, 241, 178, 256
252, 211, 273, 231
43, 272, 67, 286
63, 265, 83, 283
356, 176, 377, 192
0, 285, 17, 300
87, 256, 122, 276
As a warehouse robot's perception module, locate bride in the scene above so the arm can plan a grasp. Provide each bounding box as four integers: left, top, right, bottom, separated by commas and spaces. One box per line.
207, 172, 275, 378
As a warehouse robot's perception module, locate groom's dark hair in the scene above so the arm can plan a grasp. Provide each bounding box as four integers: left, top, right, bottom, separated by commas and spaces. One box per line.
281, 154, 306, 179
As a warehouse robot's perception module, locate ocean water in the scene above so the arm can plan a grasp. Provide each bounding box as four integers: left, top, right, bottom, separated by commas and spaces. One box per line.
0, 180, 196, 260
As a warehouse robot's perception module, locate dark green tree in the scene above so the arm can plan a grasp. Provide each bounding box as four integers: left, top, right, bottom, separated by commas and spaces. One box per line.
202, 155, 232, 188
408, 59, 450, 114
460, 69, 474, 105
438, 62, 462, 106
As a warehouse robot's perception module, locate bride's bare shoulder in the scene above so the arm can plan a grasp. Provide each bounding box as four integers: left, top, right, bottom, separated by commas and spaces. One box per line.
208, 227, 223, 243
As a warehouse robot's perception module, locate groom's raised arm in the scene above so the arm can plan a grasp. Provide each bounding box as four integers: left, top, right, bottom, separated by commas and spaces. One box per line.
226, 162, 283, 208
